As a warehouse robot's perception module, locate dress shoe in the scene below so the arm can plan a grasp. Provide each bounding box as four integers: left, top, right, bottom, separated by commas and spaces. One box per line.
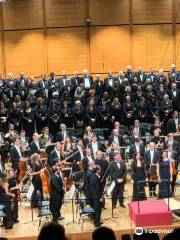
5, 225, 13, 229
58, 216, 65, 221
120, 203, 126, 208
94, 223, 101, 228
14, 220, 19, 223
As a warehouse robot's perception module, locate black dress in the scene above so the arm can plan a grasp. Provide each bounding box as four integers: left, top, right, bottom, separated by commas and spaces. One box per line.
60, 107, 73, 128
35, 105, 48, 133
86, 106, 98, 128
48, 107, 59, 138
8, 109, 22, 132
73, 107, 85, 129
111, 104, 122, 124
131, 160, 147, 201
158, 159, 171, 199
22, 109, 35, 139
0, 185, 14, 228
31, 163, 43, 208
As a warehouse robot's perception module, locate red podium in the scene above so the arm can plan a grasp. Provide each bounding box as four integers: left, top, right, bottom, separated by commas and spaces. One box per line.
128, 199, 172, 227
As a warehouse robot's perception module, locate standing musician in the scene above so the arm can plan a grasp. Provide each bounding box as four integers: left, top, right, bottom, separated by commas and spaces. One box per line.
144, 142, 160, 197
166, 144, 179, 196
90, 165, 103, 227
95, 150, 108, 209
129, 138, 145, 159
48, 142, 64, 168
85, 160, 95, 205
131, 153, 147, 201
7, 169, 19, 223
30, 153, 44, 208
39, 127, 52, 146
49, 165, 65, 223
10, 137, 25, 177
109, 152, 127, 209
0, 174, 20, 229
29, 132, 45, 156
87, 134, 103, 159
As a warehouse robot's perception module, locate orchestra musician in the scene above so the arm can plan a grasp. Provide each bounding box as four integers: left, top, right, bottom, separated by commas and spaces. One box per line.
39, 127, 52, 146
157, 150, 173, 199
29, 132, 45, 156
49, 165, 65, 222
56, 123, 70, 143
85, 160, 95, 205
10, 137, 24, 174
144, 142, 160, 197
164, 133, 178, 150
95, 150, 109, 208
90, 165, 103, 227
131, 153, 147, 201
87, 134, 103, 159
7, 169, 19, 223
129, 138, 145, 159
109, 152, 127, 209
108, 129, 125, 147
0, 173, 20, 229
167, 111, 180, 134
30, 153, 44, 208
166, 144, 179, 196
48, 142, 64, 168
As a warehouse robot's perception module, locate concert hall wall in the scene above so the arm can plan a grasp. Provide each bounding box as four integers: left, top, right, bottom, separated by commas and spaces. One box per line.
0, 0, 180, 79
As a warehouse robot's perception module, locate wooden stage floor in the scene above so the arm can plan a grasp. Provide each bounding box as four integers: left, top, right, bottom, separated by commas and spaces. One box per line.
1, 183, 180, 240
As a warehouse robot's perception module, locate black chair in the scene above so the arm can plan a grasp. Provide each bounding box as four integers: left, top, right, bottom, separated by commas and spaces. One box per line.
37, 209, 52, 230
77, 198, 95, 229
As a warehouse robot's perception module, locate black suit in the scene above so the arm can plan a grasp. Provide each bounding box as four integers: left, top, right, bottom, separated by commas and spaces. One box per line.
109, 160, 127, 207
29, 141, 41, 155
90, 173, 102, 226
10, 146, 22, 170
144, 149, 160, 196
56, 130, 69, 143
81, 75, 93, 89
129, 144, 145, 158
48, 149, 61, 167
49, 172, 64, 222
167, 118, 180, 133
108, 135, 125, 146
87, 141, 103, 158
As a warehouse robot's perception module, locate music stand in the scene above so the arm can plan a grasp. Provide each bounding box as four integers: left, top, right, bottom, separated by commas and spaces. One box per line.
62, 169, 80, 225
45, 143, 56, 154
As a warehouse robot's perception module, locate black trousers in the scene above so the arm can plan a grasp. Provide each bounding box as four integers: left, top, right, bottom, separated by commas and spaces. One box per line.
12, 196, 18, 221
50, 196, 63, 222
92, 199, 102, 225
112, 183, 124, 207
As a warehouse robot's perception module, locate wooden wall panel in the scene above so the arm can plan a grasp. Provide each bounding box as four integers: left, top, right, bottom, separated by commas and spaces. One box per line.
0, 32, 3, 75
133, 25, 173, 71
174, 0, 180, 23
132, 0, 172, 24
175, 24, 180, 68
4, 30, 45, 77
47, 28, 88, 74
45, 0, 86, 27
90, 26, 130, 73
2, 0, 43, 30
89, 0, 129, 25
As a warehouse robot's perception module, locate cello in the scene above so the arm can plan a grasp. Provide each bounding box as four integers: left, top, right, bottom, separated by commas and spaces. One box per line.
40, 161, 51, 195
